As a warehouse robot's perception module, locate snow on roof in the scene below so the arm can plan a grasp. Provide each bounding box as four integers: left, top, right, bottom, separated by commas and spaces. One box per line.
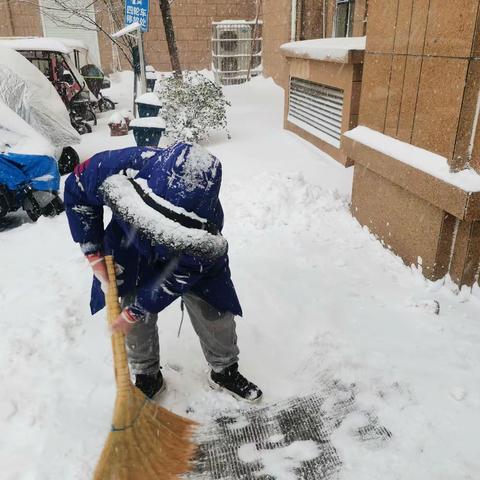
130, 116, 166, 129
344, 126, 480, 193
0, 37, 71, 54
49, 37, 89, 52
112, 22, 141, 38
135, 92, 162, 106
280, 36, 365, 63
212, 20, 262, 25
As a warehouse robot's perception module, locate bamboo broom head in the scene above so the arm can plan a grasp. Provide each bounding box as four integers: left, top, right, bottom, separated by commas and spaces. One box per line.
93, 256, 198, 480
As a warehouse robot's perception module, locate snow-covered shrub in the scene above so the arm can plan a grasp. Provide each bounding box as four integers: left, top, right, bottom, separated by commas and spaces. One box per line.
156, 72, 230, 142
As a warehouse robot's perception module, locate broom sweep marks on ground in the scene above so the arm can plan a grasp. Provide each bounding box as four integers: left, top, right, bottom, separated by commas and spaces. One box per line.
186, 380, 391, 480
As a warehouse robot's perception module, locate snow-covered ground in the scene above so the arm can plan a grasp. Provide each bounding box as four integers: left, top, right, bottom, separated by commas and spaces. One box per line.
1, 72, 480, 479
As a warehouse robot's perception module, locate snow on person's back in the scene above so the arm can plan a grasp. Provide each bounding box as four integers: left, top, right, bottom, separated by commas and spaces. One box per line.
173, 143, 220, 192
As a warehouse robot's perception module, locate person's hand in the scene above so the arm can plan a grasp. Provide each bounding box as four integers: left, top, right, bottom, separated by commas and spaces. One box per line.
111, 307, 139, 336
86, 252, 109, 292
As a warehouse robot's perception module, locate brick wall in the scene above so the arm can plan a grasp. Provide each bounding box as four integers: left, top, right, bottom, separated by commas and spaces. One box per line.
0, 0, 43, 37
97, 0, 256, 74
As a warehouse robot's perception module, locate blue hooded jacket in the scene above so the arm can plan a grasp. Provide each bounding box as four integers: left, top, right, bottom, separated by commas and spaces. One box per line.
64, 142, 242, 317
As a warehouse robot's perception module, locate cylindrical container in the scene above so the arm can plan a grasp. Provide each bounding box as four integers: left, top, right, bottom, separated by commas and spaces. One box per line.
135, 92, 162, 118
130, 117, 166, 147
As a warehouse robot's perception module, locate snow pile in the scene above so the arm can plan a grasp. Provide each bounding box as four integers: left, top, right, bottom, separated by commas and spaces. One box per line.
345, 126, 480, 192
135, 92, 162, 106
129, 116, 166, 129
280, 37, 366, 62
100, 174, 227, 259
224, 170, 346, 232
107, 112, 127, 125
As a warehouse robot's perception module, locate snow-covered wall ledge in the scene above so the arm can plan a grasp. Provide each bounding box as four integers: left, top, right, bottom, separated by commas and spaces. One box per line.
280, 37, 366, 64
342, 126, 480, 221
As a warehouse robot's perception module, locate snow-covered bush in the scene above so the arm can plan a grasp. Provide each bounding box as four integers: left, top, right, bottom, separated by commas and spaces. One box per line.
156, 72, 230, 142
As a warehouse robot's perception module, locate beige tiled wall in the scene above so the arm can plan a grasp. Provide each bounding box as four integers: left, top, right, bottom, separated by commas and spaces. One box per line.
349, 0, 480, 289
360, 0, 480, 171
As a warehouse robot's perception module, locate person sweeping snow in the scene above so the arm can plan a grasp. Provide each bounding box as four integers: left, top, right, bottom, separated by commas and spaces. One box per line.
64, 141, 262, 403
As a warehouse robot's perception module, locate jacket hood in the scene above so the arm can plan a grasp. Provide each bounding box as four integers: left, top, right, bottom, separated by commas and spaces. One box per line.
140, 141, 222, 221
99, 142, 227, 260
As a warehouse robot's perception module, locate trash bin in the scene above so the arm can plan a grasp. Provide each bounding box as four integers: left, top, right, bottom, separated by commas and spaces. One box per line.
135, 92, 162, 118
130, 117, 166, 147
146, 66, 157, 92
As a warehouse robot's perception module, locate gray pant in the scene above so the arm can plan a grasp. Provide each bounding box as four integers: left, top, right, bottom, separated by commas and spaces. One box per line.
122, 292, 240, 375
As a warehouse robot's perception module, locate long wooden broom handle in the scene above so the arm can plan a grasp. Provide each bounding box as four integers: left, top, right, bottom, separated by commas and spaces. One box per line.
105, 256, 132, 391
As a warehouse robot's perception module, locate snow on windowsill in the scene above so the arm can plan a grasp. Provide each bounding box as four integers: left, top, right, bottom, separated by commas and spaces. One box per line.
280, 36, 366, 63
344, 126, 480, 193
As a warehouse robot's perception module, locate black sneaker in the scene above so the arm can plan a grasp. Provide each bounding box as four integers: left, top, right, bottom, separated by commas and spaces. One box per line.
209, 363, 263, 403
135, 370, 166, 399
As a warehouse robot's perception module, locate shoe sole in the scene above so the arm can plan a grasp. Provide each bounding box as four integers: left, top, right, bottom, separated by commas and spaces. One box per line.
207, 375, 263, 404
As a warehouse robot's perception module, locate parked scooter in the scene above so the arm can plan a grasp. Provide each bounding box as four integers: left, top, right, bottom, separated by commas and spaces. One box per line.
0, 152, 64, 221
0, 38, 96, 135
81, 63, 116, 112
0, 44, 81, 175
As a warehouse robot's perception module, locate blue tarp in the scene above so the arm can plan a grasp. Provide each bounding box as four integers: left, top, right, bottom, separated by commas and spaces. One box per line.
0, 152, 60, 192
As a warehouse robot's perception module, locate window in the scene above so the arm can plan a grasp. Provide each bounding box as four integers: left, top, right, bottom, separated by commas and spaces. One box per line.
295, 0, 323, 41
30, 59, 52, 79
335, 0, 355, 37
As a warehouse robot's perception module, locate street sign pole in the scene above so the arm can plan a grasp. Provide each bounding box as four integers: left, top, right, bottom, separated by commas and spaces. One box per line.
137, 30, 147, 95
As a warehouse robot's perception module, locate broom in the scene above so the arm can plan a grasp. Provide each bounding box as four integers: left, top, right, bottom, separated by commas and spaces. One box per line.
93, 255, 198, 480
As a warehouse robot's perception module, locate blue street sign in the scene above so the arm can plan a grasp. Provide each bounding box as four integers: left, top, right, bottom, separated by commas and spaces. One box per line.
125, 0, 149, 32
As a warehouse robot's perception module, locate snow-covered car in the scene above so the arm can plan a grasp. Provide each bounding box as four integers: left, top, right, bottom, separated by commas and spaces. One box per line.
0, 44, 81, 173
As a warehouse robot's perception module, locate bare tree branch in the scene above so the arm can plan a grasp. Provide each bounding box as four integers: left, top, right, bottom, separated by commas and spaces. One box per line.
16, 0, 135, 67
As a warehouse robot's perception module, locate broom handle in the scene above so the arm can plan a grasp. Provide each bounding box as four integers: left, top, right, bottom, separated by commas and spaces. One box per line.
105, 256, 132, 391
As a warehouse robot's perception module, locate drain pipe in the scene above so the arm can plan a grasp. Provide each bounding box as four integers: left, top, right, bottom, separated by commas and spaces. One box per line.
323, 0, 327, 38
467, 87, 480, 166
291, 0, 297, 41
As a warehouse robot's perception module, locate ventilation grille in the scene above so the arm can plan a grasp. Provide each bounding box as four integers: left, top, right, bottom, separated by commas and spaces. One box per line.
287, 78, 344, 148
